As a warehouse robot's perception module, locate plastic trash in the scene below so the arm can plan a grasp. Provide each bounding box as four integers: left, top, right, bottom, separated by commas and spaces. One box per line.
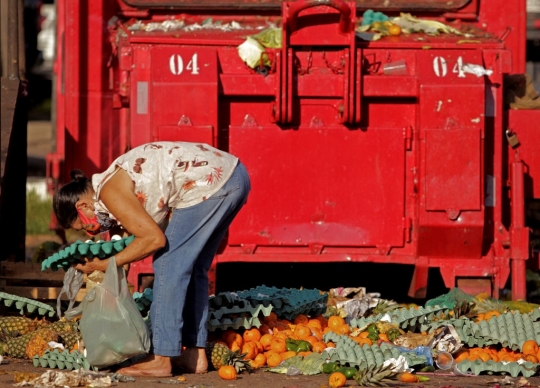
65, 257, 150, 369
383, 60, 408, 75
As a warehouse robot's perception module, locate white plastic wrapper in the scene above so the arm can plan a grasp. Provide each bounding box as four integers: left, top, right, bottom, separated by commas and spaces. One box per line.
237, 37, 266, 69
462, 63, 493, 77
382, 355, 413, 373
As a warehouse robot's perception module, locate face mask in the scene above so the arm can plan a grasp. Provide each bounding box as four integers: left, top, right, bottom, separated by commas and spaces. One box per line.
77, 209, 115, 236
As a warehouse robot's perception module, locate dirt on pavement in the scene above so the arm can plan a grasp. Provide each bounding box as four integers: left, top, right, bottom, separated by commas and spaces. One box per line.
1, 357, 540, 388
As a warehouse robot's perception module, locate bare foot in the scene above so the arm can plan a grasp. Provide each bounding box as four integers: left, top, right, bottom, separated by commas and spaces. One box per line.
117, 354, 172, 377
172, 347, 208, 374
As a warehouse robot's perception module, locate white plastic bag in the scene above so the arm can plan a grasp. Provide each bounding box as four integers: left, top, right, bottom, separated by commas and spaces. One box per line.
65, 257, 150, 369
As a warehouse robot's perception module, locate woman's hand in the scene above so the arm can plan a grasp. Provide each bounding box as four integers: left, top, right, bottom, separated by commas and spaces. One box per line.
73, 257, 108, 274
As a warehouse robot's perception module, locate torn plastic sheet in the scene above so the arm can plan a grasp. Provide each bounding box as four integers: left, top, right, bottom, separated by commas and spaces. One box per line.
432, 325, 463, 354
382, 355, 413, 373
13, 369, 135, 388
127, 18, 244, 32
462, 63, 493, 77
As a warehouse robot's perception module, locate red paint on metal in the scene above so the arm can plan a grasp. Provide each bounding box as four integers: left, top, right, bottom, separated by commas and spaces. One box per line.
49, 0, 540, 298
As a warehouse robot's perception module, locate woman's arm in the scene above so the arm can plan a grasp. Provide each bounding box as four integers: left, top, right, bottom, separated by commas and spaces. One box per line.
73, 168, 166, 273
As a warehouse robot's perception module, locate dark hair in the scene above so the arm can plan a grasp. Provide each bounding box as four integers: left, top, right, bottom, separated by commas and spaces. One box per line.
53, 169, 93, 229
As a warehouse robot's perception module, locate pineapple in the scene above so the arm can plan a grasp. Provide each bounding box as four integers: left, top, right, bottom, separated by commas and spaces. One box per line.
0, 316, 38, 336
25, 328, 58, 359
58, 331, 81, 352
353, 364, 397, 387
205, 342, 252, 373
1, 319, 78, 359
370, 299, 400, 316
473, 296, 508, 315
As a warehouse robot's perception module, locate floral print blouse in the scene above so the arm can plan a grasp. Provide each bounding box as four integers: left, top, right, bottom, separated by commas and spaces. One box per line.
91, 141, 238, 230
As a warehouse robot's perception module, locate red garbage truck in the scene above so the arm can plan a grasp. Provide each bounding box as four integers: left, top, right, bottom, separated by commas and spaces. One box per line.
48, 0, 540, 299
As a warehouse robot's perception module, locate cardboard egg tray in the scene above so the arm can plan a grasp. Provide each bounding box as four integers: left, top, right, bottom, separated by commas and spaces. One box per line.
207, 291, 274, 331
0, 291, 55, 317
41, 236, 136, 271
457, 359, 538, 377
32, 349, 92, 371
133, 288, 153, 317
322, 331, 428, 368
235, 285, 328, 320
207, 315, 264, 332
349, 305, 451, 332
421, 310, 540, 351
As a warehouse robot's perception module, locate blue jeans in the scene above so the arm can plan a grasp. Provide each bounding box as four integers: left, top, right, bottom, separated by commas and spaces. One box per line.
150, 162, 250, 356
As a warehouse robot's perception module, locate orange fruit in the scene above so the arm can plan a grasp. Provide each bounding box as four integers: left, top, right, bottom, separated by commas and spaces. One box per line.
328, 316, 345, 332
274, 331, 289, 341
336, 323, 351, 335
280, 350, 297, 360
523, 340, 539, 355
242, 342, 258, 360
359, 331, 370, 339
222, 329, 238, 344
477, 351, 492, 362
218, 365, 237, 380
243, 328, 261, 343
226, 333, 243, 348
230, 341, 241, 352
326, 341, 336, 348
259, 323, 272, 335
454, 349, 469, 363
484, 311, 501, 321
312, 342, 327, 353
388, 24, 402, 36
312, 327, 323, 341
305, 335, 319, 347
476, 313, 485, 322
293, 314, 309, 325
525, 354, 539, 363
254, 353, 267, 366
307, 319, 322, 330
264, 312, 278, 323
260, 334, 273, 351
378, 333, 389, 342
254, 341, 264, 353
270, 338, 287, 354
298, 351, 312, 357
293, 324, 311, 339
314, 315, 328, 328
352, 336, 372, 346
328, 371, 347, 388
266, 352, 282, 367
249, 360, 260, 369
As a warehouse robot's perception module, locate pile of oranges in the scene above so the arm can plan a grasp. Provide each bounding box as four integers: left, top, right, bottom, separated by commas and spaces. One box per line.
454, 339, 540, 364
211, 313, 360, 369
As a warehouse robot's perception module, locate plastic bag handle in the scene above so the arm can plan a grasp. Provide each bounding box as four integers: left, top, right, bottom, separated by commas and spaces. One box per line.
56, 267, 84, 318
101, 256, 128, 297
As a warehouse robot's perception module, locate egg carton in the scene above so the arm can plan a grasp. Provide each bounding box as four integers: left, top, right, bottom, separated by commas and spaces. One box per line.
133, 288, 153, 316
209, 301, 273, 321
457, 359, 538, 377
322, 332, 428, 368
207, 315, 263, 332
32, 349, 93, 371
349, 305, 451, 332
235, 285, 328, 320
41, 236, 136, 271
421, 312, 540, 351
0, 291, 55, 317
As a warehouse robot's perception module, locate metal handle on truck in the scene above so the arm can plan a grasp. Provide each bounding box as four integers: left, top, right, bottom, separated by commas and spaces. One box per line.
287, 0, 352, 34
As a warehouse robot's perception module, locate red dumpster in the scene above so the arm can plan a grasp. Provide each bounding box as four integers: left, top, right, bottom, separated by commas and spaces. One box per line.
49, 0, 540, 299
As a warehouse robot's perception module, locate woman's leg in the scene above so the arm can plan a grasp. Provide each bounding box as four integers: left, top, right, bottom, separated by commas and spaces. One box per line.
152, 162, 250, 356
